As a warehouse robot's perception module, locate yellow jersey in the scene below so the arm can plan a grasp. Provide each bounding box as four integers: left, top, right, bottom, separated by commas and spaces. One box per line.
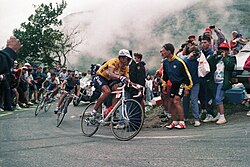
96, 58, 129, 80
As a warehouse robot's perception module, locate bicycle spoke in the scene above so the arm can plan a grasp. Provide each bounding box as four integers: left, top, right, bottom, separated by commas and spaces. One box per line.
80, 102, 99, 137
111, 99, 144, 141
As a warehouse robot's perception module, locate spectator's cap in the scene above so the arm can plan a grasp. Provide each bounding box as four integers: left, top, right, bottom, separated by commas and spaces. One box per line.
219, 42, 230, 50
232, 30, 238, 35
24, 63, 31, 67
204, 28, 212, 33
22, 66, 28, 70
33, 64, 39, 68
118, 49, 132, 59
14, 60, 18, 65
188, 35, 196, 40
236, 33, 243, 38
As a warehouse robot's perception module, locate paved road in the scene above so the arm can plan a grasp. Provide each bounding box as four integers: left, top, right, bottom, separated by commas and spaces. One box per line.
1, 102, 250, 167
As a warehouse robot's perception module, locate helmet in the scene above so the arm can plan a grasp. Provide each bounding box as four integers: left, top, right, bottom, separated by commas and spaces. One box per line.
118, 49, 132, 59
219, 42, 230, 50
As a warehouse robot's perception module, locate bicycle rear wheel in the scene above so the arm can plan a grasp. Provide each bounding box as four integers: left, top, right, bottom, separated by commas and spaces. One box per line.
80, 102, 99, 137
111, 99, 144, 141
35, 97, 45, 116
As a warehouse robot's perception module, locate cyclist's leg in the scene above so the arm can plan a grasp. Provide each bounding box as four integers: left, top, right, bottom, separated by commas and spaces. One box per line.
68, 89, 75, 103
54, 93, 66, 113
92, 75, 111, 115
93, 85, 111, 112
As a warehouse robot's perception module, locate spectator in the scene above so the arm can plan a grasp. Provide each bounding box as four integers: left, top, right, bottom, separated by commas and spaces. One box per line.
161, 43, 193, 129
0, 36, 21, 111
128, 51, 146, 111
203, 26, 225, 52
145, 74, 153, 102
229, 30, 238, 49
207, 42, 236, 124
183, 46, 201, 127
199, 35, 215, 122
232, 33, 249, 52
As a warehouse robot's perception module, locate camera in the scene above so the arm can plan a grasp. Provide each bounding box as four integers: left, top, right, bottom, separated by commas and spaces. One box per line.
187, 39, 193, 44
198, 35, 202, 42
90, 64, 95, 69
181, 43, 186, 49
217, 50, 222, 56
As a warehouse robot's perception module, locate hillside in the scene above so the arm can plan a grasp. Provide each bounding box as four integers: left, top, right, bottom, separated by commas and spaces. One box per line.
62, 0, 250, 72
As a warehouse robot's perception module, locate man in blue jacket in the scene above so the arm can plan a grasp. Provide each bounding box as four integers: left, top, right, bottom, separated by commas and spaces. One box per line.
161, 43, 193, 129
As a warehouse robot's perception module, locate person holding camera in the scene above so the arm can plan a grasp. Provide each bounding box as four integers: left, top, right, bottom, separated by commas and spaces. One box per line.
203, 25, 225, 53
183, 46, 201, 127
181, 35, 197, 56
206, 42, 236, 124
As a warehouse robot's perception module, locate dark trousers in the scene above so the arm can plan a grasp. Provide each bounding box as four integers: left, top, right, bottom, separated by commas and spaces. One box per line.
2, 75, 12, 110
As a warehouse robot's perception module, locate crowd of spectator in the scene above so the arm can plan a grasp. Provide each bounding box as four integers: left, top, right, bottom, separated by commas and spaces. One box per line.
1, 26, 249, 130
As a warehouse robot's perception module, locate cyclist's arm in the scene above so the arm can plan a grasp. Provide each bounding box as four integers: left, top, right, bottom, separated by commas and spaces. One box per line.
108, 67, 120, 80
41, 80, 47, 88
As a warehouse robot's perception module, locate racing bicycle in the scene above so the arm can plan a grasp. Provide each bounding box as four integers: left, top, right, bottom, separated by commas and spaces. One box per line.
80, 82, 145, 141
35, 89, 54, 116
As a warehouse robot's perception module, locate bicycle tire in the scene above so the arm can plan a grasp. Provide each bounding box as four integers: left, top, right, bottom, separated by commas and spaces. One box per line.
35, 97, 45, 116
44, 95, 52, 112
111, 99, 144, 141
80, 102, 99, 137
56, 99, 68, 127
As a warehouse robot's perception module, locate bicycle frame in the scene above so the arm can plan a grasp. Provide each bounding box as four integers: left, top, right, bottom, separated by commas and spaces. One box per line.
100, 83, 143, 124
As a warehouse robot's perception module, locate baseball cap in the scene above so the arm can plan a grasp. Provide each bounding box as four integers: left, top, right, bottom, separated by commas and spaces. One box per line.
118, 49, 132, 59
204, 28, 212, 33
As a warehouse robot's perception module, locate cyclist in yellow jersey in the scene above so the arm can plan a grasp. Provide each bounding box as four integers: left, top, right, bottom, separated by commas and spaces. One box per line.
91, 49, 132, 116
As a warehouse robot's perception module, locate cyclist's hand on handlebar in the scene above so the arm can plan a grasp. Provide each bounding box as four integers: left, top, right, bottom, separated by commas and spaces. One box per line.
119, 76, 129, 84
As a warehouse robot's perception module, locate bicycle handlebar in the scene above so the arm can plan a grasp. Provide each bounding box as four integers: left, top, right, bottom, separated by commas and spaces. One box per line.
115, 82, 145, 98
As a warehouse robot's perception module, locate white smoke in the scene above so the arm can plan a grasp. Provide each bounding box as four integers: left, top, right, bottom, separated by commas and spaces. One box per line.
62, 0, 203, 66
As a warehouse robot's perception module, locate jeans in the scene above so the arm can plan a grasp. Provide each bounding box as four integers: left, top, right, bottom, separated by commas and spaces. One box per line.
183, 83, 200, 120
146, 87, 152, 102
213, 83, 224, 105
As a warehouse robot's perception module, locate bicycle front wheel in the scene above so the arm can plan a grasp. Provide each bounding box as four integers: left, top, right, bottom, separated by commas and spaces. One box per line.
35, 97, 45, 116
56, 100, 68, 127
111, 99, 144, 141
80, 102, 99, 137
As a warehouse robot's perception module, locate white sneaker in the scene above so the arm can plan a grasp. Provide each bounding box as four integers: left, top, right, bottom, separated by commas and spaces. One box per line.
194, 120, 201, 127
211, 113, 220, 122
216, 118, 227, 125
247, 111, 250, 116
114, 124, 125, 129
203, 114, 213, 123
16, 104, 22, 110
